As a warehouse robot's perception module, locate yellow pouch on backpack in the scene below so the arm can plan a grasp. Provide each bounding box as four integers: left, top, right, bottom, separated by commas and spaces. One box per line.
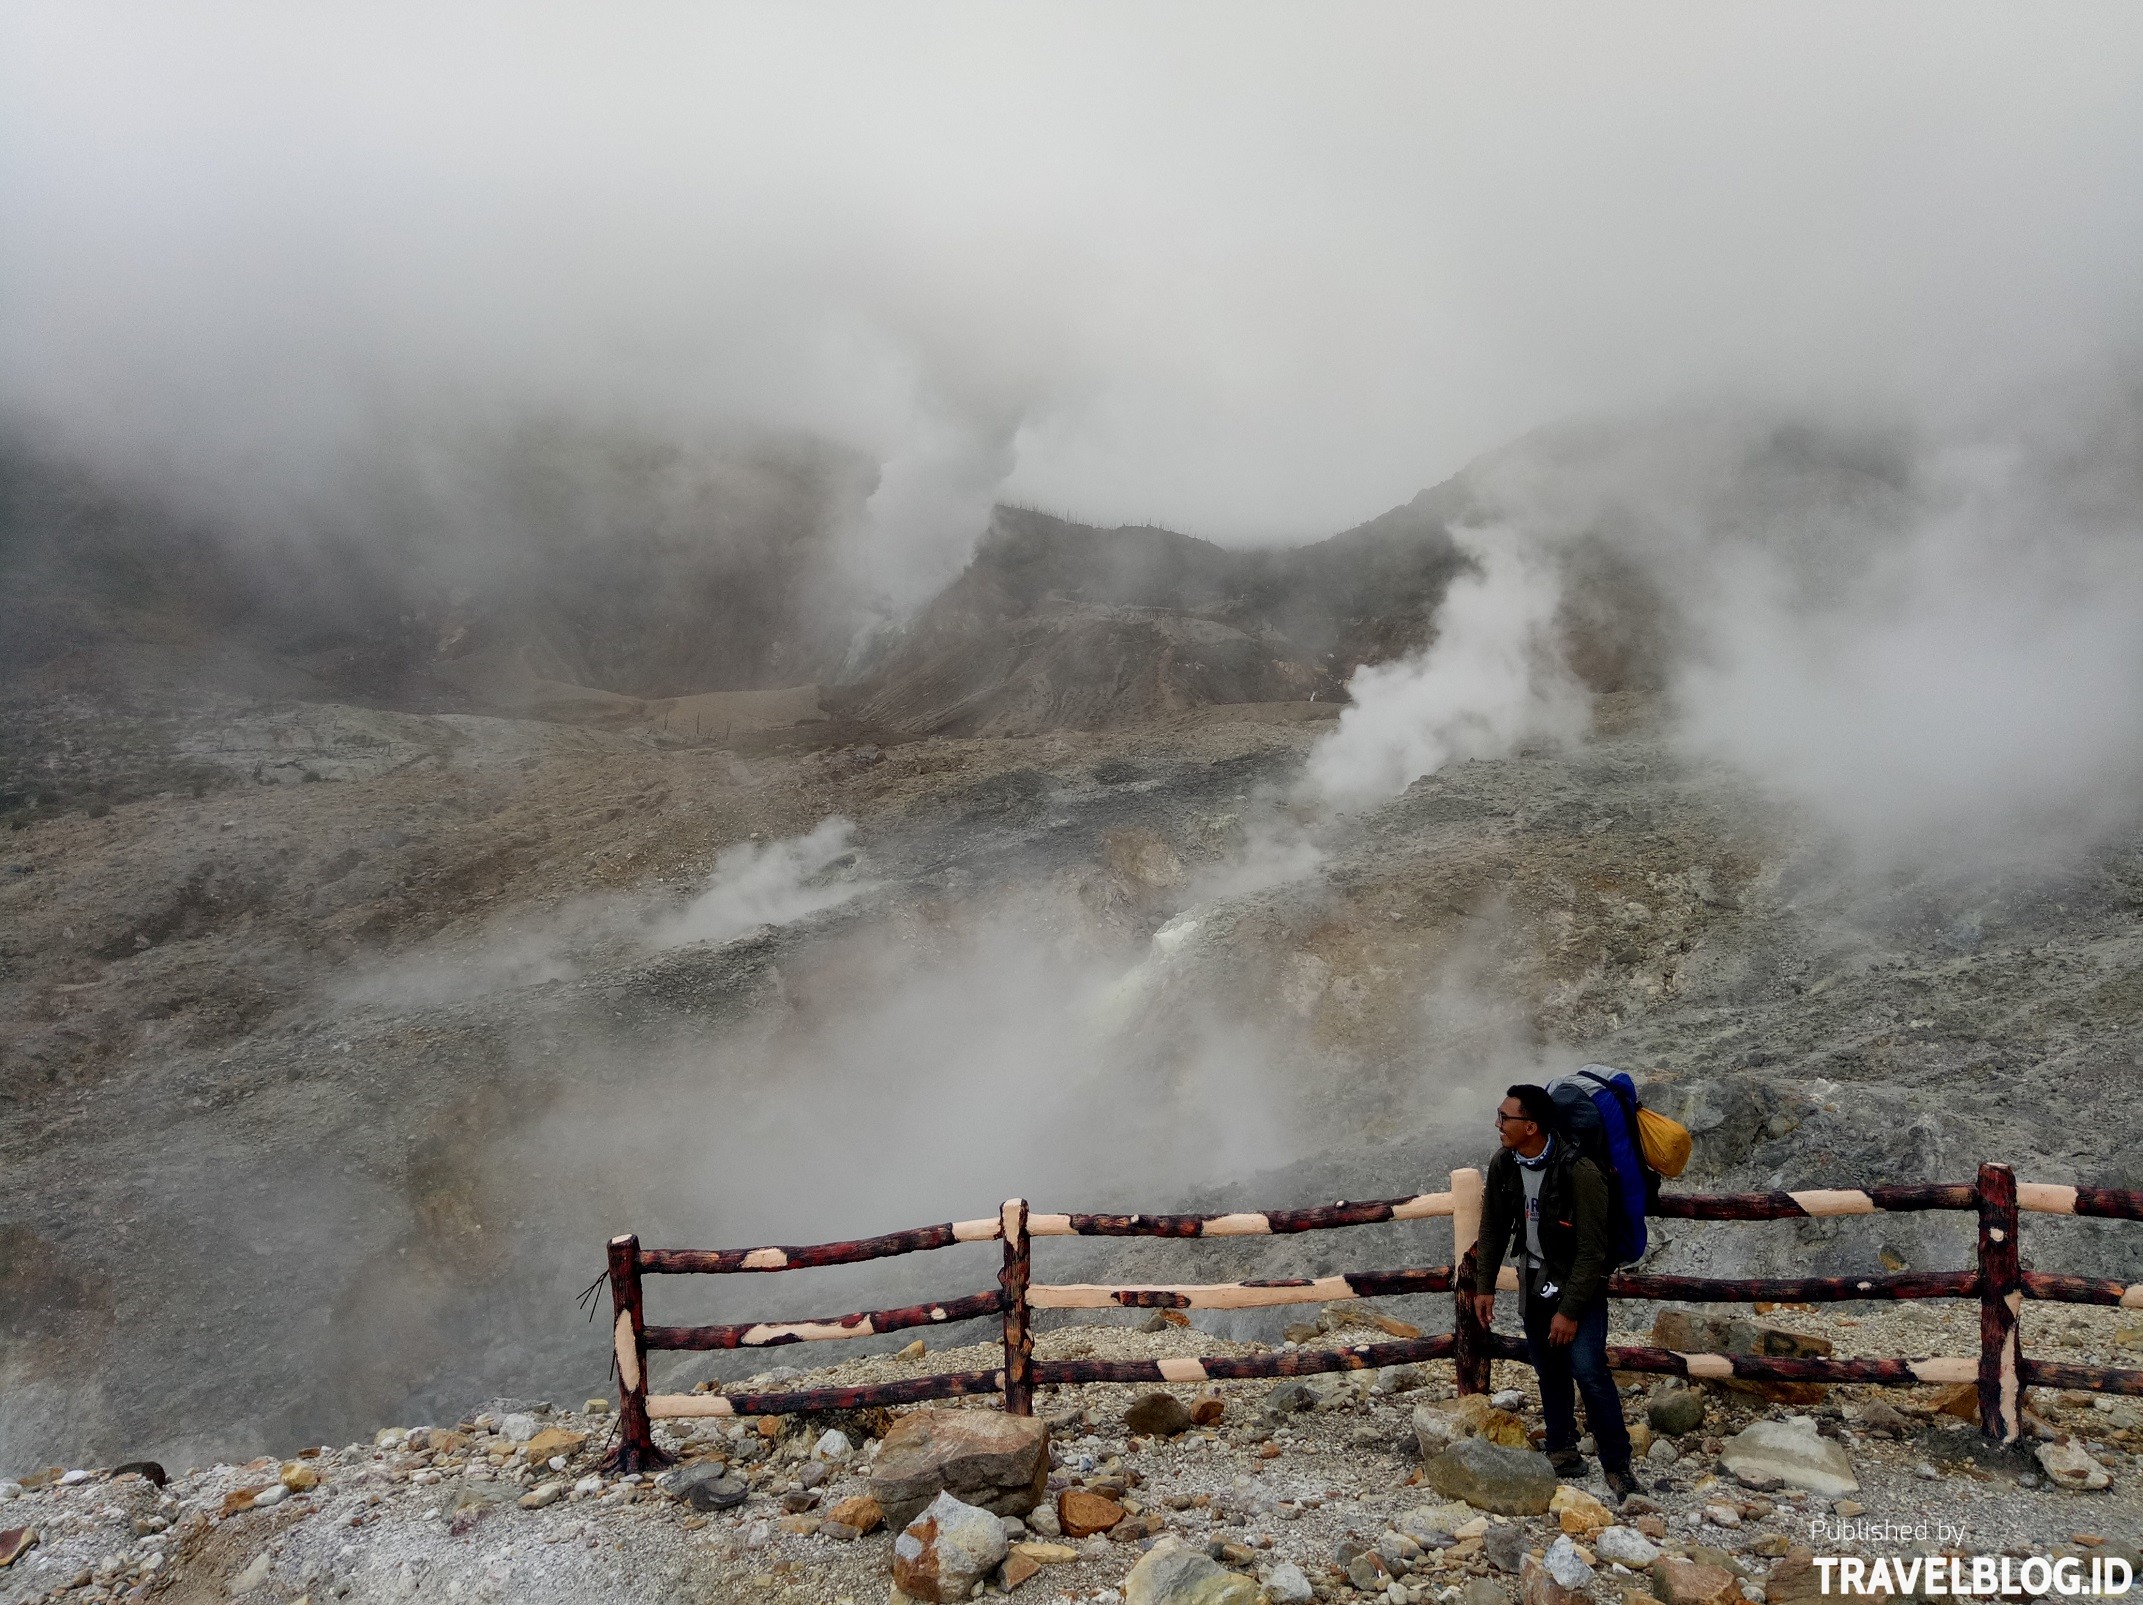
1636, 1105, 1692, 1178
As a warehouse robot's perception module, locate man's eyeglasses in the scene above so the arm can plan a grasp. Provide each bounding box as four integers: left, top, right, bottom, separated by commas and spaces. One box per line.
1494, 1110, 1533, 1127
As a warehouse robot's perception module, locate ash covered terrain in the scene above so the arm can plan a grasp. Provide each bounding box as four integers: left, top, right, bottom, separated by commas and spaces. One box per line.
5, 404, 2142, 1488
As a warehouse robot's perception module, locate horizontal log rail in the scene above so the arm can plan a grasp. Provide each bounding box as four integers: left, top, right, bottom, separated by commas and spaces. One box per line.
1608, 1269, 1977, 1303
2019, 1358, 2143, 1397
2017, 1184, 2143, 1221
1649, 1184, 1976, 1219
2018, 1271, 2143, 1308
1479, 1331, 1979, 1386
599, 1161, 2143, 1470
642, 1288, 1009, 1351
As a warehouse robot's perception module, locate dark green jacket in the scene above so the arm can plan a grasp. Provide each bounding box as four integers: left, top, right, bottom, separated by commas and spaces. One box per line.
1472, 1142, 1613, 1320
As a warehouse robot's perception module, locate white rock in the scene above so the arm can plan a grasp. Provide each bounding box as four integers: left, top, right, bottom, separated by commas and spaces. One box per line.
893, 1491, 1009, 1602
60, 1469, 93, 1486
1491, 1391, 1526, 1411
1266, 1561, 1315, 1604
499, 1413, 538, 1443
1704, 1504, 1742, 1528
2038, 1440, 2113, 1492
1123, 1534, 1263, 1605
1595, 1527, 1661, 1567
519, 1482, 565, 1510
1545, 1535, 1594, 1590
230, 1551, 273, 1593
0, 1482, 19, 1500
814, 1429, 854, 1461
1646, 1439, 1679, 1467
573, 1475, 603, 1495
1718, 1417, 1858, 1498
250, 1483, 289, 1508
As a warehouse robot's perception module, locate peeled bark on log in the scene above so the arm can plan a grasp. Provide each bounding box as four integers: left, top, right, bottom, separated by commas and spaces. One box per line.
1607, 1270, 1978, 1303
639, 1223, 964, 1275
2018, 1358, 2143, 1396
647, 1367, 1009, 1418
642, 1288, 1006, 1351
1033, 1333, 1457, 1388
1482, 1334, 1977, 1387
2020, 1271, 2143, 1308
1650, 1184, 1976, 1220
2071, 1186, 2143, 1222
1056, 1192, 1455, 1237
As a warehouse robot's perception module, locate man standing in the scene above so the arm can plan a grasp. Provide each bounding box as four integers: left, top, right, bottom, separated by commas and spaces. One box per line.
1467, 1083, 1641, 1500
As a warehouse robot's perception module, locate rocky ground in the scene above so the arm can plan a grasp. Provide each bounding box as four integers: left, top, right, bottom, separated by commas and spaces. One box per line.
5, 670, 2143, 1477
4, 1311, 2141, 1605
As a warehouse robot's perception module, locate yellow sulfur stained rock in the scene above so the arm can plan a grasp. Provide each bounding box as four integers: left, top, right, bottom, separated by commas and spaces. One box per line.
1551, 1485, 1613, 1539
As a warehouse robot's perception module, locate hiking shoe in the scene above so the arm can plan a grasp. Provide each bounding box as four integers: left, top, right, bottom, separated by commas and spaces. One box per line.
1604, 1468, 1646, 1504
1547, 1447, 1591, 1477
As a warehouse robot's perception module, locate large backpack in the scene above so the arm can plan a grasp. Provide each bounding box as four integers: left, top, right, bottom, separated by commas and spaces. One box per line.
1544, 1065, 1659, 1267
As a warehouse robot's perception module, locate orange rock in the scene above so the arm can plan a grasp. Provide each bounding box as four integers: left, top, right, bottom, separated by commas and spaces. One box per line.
1057, 1489, 1125, 1538
221, 1488, 266, 1516
1931, 1383, 1980, 1421
1652, 1557, 1741, 1605
521, 1427, 588, 1465
825, 1496, 884, 1534
1000, 1551, 1042, 1589
1190, 1398, 1225, 1426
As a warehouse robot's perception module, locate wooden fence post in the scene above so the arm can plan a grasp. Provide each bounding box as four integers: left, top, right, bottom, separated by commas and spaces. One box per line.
1450, 1167, 1490, 1395
606, 1232, 671, 1472
1977, 1162, 2023, 1443
1001, 1198, 1034, 1415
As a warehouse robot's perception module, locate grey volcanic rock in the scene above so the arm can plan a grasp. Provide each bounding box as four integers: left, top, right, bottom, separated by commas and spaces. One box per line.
1423, 1439, 1558, 1515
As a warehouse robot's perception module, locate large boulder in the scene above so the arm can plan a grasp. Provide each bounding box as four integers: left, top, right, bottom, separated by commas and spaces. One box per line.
869, 1408, 1050, 1528
1415, 1395, 1530, 1455
1122, 1535, 1264, 1605
1422, 1438, 1558, 1515
1718, 1418, 1857, 1498
892, 1492, 1009, 1603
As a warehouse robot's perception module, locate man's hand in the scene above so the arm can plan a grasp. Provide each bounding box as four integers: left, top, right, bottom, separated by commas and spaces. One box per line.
1548, 1312, 1578, 1346
1467, 1290, 1496, 1327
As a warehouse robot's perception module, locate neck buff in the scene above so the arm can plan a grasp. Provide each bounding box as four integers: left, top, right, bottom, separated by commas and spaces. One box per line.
1515, 1132, 1557, 1169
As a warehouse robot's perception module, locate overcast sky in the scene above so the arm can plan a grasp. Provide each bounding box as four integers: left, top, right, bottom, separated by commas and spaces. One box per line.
4, 4, 2141, 545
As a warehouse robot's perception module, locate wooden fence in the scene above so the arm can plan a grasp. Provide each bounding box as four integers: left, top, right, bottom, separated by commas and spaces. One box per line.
598, 1162, 2143, 1472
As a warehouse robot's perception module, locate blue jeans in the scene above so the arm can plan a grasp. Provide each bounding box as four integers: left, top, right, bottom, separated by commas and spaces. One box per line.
1521, 1293, 1632, 1474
